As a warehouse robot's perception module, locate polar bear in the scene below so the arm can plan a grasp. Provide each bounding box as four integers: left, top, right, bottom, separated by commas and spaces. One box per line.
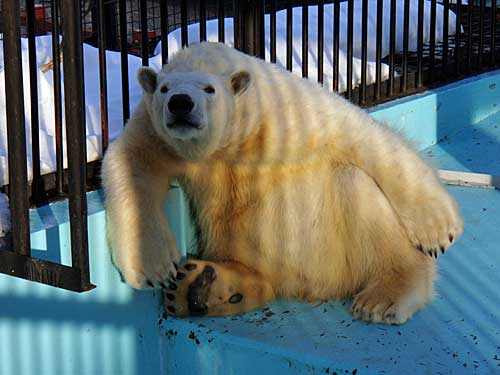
101, 42, 463, 324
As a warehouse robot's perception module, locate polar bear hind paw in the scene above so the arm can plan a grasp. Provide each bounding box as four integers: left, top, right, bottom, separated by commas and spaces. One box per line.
163, 259, 275, 317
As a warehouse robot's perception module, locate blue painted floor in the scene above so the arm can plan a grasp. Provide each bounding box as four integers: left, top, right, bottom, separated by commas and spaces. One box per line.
423, 110, 500, 176
162, 118, 500, 374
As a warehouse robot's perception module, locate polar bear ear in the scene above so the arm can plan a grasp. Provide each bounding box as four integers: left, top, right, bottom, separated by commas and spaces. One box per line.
230, 71, 251, 96
137, 67, 158, 94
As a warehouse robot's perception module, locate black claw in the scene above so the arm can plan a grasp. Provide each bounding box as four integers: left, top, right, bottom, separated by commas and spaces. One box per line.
166, 293, 175, 301
167, 305, 176, 313
434, 251, 438, 258
168, 282, 177, 290
228, 293, 243, 304
449, 234, 454, 243
172, 262, 178, 271
146, 280, 154, 287
440, 246, 445, 254
417, 244, 424, 253
176, 272, 186, 280
184, 263, 197, 271
168, 271, 176, 283
160, 281, 169, 289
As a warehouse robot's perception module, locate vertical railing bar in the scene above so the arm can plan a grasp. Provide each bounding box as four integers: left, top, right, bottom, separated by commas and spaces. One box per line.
302, 0, 308, 78
200, 0, 207, 42
286, 0, 293, 71
234, 0, 241, 51
218, 0, 225, 43
360, 0, 368, 104
3, 0, 31, 256
256, 0, 265, 58
443, 0, 449, 76
270, 0, 277, 63
417, 0, 424, 88
429, 0, 437, 81
402, 0, 410, 92
491, 0, 497, 66
479, 0, 485, 68
119, 0, 130, 123
388, 0, 396, 96
51, 0, 63, 195
140, 0, 149, 66
160, 0, 168, 64
60, 0, 91, 287
97, 0, 109, 155
347, 0, 354, 99
333, 0, 340, 91
239, 0, 255, 55
467, 0, 473, 70
455, 0, 462, 74
27, 0, 42, 203
255, 0, 266, 60
375, 0, 382, 100
318, 0, 324, 84
181, 0, 188, 47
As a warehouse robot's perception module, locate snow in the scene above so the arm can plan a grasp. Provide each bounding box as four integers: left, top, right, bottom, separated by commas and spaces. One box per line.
154, 1, 458, 85
0, 1, 461, 237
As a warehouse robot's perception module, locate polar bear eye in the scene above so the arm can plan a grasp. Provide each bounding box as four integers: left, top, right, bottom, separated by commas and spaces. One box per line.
160, 86, 169, 94
204, 86, 215, 94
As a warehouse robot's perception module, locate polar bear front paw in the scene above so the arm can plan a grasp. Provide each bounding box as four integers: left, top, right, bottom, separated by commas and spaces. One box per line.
399, 194, 463, 257
111, 247, 181, 290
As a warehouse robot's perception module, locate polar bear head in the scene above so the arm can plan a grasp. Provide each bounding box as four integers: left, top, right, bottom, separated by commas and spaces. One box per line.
137, 65, 251, 160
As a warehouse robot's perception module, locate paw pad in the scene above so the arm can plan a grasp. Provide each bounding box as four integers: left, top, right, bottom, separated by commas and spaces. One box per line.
228, 293, 243, 304
184, 263, 197, 271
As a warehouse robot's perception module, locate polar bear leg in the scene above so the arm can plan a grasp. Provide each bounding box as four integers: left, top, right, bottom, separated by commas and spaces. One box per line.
164, 259, 275, 316
337, 166, 436, 324
351, 257, 435, 324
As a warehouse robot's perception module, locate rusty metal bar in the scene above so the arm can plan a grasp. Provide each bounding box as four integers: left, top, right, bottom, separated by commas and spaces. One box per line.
2, 0, 31, 256
333, 0, 340, 91
302, 0, 308, 78
140, 0, 149, 65
97, 0, 109, 154
317, 0, 324, 84
60, 0, 93, 290
161, 0, 169, 63
26, 0, 43, 203
51, 0, 64, 195
119, 0, 130, 123
181, 0, 188, 47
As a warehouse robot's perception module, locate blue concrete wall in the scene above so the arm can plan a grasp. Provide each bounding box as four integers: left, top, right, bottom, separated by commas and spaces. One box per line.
0, 189, 191, 375
370, 70, 500, 150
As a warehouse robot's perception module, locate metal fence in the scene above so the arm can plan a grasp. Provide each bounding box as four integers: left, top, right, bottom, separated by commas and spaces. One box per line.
0, 0, 498, 291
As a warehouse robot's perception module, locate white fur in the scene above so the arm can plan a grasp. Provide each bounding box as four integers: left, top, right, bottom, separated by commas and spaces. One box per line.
102, 43, 463, 323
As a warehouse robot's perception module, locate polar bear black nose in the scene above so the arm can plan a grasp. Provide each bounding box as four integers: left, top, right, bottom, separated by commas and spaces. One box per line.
168, 94, 194, 116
